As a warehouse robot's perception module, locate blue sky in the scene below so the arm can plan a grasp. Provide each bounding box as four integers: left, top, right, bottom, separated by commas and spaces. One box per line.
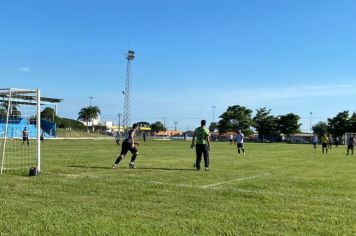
1, 0, 356, 131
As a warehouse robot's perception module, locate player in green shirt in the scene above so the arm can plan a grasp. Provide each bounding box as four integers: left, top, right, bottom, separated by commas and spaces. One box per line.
191, 120, 211, 171
321, 134, 329, 154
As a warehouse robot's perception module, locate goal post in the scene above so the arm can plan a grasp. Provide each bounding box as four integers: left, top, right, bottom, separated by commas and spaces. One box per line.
0, 88, 41, 175
344, 132, 356, 146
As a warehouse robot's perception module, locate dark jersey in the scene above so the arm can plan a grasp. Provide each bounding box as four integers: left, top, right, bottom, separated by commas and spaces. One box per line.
124, 129, 136, 143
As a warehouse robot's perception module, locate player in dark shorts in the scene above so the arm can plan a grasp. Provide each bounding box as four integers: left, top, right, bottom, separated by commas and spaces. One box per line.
40, 131, 44, 143
312, 135, 318, 149
191, 120, 211, 171
321, 134, 329, 154
115, 132, 121, 146
235, 130, 245, 155
22, 127, 29, 146
347, 135, 356, 155
112, 124, 139, 169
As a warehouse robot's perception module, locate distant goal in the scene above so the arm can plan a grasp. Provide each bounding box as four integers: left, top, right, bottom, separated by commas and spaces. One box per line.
0, 88, 41, 175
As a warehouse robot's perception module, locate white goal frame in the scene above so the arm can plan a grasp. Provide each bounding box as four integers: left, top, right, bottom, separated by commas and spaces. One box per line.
0, 88, 41, 175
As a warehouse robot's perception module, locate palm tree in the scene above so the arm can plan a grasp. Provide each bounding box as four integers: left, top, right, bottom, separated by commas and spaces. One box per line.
78, 106, 101, 132
78, 107, 91, 132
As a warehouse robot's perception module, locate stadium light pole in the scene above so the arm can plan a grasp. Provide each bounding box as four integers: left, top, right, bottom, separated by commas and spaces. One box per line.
211, 105, 216, 123
123, 50, 135, 130
89, 96, 94, 106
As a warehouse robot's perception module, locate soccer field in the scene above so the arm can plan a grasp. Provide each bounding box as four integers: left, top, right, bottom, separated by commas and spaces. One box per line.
0, 140, 355, 235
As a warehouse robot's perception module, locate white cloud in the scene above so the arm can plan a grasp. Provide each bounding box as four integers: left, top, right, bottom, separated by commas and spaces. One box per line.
218, 83, 356, 105
16, 67, 31, 72
0, 67, 32, 73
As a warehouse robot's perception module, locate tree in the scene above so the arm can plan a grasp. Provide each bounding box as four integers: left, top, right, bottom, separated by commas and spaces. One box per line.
327, 111, 349, 137
312, 122, 328, 137
41, 107, 56, 121
209, 122, 218, 132
150, 121, 165, 133
348, 112, 356, 132
136, 121, 150, 128
217, 105, 253, 134
57, 117, 85, 130
78, 106, 101, 132
277, 113, 301, 137
253, 107, 278, 140
0, 102, 21, 117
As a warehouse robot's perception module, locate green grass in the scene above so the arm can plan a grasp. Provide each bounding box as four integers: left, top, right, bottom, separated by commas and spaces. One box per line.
56, 128, 109, 138
1, 140, 355, 235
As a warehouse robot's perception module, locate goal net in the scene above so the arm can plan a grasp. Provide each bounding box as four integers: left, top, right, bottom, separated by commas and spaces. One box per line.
0, 88, 41, 175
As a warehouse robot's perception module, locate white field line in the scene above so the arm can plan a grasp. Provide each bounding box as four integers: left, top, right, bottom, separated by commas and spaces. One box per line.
54, 174, 354, 202
135, 173, 271, 190
200, 173, 271, 189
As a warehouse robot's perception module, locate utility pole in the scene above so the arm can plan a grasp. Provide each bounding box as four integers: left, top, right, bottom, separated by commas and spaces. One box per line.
117, 113, 121, 133
162, 117, 167, 131
310, 112, 313, 137
174, 121, 178, 131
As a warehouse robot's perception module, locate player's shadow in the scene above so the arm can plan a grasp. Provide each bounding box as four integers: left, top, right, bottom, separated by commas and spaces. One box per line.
68, 165, 112, 170
67, 165, 195, 171
138, 167, 196, 171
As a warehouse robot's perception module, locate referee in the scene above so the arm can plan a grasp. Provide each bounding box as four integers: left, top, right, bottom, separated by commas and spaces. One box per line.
191, 120, 211, 171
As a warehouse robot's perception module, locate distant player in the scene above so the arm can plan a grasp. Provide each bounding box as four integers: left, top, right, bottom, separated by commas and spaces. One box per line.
22, 127, 29, 146
321, 134, 329, 154
191, 120, 211, 171
40, 131, 44, 144
229, 134, 233, 145
235, 130, 245, 155
112, 124, 139, 169
312, 135, 318, 149
328, 135, 333, 149
335, 137, 340, 148
347, 135, 355, 155
143, 132, 147, 143
115, 132, 121, 146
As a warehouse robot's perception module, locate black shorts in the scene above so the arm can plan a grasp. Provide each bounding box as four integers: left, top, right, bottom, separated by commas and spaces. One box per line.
237, 143, 244, 148
23, 137, 29, 142
120, 142, 137, 156
347, 144, 354, 150
322, 143, 328, 148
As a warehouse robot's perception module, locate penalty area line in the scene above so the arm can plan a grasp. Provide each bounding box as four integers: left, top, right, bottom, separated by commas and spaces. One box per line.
134, 173, 271, 190
200, 173, 271, 189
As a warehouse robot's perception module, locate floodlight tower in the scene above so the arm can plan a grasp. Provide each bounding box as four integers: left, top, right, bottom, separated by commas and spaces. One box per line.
122, 50, 135, 130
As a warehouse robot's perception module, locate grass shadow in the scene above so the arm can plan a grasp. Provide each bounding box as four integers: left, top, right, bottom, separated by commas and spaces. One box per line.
68, 165, 112, 170
138, 167, 196, 171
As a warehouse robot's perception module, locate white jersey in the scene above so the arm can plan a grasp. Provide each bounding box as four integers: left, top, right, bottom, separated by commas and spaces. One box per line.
235, 133, 244, 144
229, 134, 233, 140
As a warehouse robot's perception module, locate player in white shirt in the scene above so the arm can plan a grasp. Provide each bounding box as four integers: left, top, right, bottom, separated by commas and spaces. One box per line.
235, 130, 245, 155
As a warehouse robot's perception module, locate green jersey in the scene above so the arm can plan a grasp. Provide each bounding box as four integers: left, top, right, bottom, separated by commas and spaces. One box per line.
194, 127, 210, 144
321, 136, 329, 144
